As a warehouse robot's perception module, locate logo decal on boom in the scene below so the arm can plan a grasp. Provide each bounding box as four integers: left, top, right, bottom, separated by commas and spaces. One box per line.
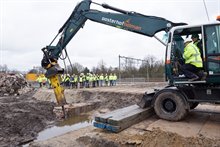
124, 19, 142, 31
101, 17, 142, 31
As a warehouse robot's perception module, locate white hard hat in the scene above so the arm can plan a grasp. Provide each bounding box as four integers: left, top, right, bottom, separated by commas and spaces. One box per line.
184, 37, 192, 43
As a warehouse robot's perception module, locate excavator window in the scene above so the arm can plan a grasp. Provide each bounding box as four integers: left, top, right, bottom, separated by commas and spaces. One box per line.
169, 35, 185, 77
171, 27, 204, 78
204, 24, 220, 75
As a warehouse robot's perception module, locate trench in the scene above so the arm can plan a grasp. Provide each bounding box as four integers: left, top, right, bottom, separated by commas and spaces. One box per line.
36, 114, 92, 141
23, 98, 100, 146
23, 109, 94, 147
35, 104, 95, 142
25, 89, 144, 146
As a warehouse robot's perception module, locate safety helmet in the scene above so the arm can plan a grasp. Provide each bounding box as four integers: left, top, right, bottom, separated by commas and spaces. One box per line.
191, 34, 199, 39
184, 38, 192, 44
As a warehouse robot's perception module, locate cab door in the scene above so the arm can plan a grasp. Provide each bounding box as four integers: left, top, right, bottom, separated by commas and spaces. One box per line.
203, 23, 220, 84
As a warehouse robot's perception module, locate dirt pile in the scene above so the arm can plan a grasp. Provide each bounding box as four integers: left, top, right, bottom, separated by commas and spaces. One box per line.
0, 73, 31, 96
72, 91, 143, 110
33, 88, 144, 111
140, 129, 220, 147
0, 91, 56, 147
77, 128, 220, 147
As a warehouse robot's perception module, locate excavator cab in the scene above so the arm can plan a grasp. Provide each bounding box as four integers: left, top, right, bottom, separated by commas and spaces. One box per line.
139, 22, 220, 121
166, 22, 220, 85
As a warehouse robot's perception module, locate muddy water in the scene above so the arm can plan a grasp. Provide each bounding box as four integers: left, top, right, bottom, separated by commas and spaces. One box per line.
23, 115, 92, 146
36, 115, 92, 141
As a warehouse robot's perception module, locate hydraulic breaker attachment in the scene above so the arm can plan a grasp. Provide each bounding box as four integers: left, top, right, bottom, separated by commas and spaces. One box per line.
42, 47, 67, 118
49, 74, 67, 118
137, 92, 155, 108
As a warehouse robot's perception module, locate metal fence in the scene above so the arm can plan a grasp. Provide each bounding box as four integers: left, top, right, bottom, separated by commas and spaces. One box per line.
118, 77, 165, 84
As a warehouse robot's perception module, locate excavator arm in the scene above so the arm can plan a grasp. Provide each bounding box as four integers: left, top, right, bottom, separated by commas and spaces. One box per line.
41, 0, 186, 112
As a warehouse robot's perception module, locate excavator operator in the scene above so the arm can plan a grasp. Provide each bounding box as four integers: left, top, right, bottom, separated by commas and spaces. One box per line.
180, 38, 204, 81
191, 34, 202, 47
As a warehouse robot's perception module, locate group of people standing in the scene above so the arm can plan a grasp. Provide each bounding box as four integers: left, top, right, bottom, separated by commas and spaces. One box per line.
61, 73, 118, 89
36, 74, 48, 87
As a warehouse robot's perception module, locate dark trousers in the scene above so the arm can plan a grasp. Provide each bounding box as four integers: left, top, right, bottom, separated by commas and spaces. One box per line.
180, 64, 201, 79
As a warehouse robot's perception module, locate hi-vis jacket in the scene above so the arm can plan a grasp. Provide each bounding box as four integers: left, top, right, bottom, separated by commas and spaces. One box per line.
183, 43, 203, 68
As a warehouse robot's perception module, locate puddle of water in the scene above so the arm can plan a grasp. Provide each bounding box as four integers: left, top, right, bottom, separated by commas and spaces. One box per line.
36, 114, 92, 141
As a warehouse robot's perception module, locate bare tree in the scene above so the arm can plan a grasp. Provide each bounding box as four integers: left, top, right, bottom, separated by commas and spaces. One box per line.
83, 67, 90, 74
97, 60, 107, 74
66, 62, 84, 74
0, 64, 8, 73
140, 55, 164, 79
91, 66, 97, 74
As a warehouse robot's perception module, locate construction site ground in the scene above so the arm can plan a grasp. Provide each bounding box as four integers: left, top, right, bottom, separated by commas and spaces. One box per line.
1, 82, 220, 146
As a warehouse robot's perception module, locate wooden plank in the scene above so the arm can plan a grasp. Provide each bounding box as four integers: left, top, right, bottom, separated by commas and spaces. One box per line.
103, 105, 141, 123
174, 81, 206, 84
93, 121, 120, 133
108, 107, 154, 126
95, 105, 140, 123
94, 105, 154, 132
118, 109, 153, 132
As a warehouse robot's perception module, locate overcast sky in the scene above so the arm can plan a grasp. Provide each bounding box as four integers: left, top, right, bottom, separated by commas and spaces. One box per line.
1, 0, 219, 71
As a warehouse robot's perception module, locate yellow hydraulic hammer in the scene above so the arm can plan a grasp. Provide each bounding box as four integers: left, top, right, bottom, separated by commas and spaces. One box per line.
41, 48, 67, 117
49, 74, 67, 118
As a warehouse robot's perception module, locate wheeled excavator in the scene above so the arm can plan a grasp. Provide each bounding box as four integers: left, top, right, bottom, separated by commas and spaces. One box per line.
41, 0, 220, 121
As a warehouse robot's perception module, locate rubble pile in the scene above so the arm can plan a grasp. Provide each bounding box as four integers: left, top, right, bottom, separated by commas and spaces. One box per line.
0, 73, 31, 96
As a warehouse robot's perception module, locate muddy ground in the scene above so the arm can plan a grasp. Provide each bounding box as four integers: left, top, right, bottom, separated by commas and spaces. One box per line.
75, 127, 220, 147
1, 82, 220, 147
0, 91, 56, 147
30, 116, 220, 147
32, 83, 219, 147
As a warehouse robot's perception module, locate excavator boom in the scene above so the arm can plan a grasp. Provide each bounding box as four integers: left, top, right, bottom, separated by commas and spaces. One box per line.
42, 0, 186, 69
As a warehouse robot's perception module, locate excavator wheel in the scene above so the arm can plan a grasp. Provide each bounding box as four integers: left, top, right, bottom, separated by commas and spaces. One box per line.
154, 90, 188, 121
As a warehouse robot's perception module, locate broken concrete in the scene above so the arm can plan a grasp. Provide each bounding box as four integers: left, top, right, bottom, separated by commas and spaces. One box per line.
0, 73, 32, 96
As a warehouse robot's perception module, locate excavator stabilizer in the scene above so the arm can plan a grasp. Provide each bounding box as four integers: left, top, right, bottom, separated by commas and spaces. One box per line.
137, 92, 155, 108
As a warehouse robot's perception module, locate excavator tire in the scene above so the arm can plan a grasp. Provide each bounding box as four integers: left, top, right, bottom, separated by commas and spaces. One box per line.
154, 90, 188, 121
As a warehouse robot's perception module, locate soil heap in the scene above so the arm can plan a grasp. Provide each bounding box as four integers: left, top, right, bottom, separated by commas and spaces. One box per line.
0, 73, 30, 96
0, 91, 56, 147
